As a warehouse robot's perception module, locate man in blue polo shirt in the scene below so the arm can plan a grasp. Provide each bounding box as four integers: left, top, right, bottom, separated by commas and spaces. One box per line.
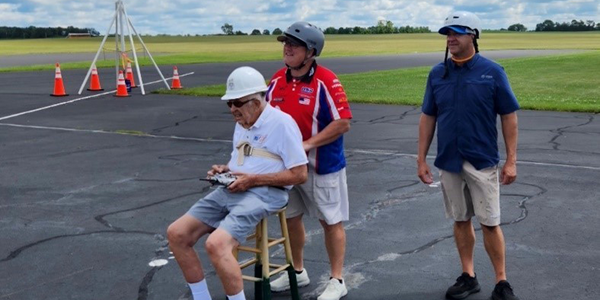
417, 11, 520, 300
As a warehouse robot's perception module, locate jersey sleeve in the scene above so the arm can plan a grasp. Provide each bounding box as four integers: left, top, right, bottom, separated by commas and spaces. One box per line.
321, 71, 353, 120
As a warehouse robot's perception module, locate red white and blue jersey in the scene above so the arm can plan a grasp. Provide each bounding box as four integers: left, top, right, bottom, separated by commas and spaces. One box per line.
266, 62, 352, 175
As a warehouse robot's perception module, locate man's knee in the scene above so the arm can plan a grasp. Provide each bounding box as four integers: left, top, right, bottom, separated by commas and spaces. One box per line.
167, 222, 192, 247
454, 219, 472, 228
480, 223, 500, 232
205, 231, 235, 258
321, 221, 344, 234
287, 214, 304, 229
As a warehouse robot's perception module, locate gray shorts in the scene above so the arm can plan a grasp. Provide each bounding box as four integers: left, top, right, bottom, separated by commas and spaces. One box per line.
186, 186, 288, 242
439, 161, 501, 226
287, 167, 349, 225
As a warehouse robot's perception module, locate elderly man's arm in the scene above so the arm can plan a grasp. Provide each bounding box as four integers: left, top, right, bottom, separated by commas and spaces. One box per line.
228, 164, 308, 193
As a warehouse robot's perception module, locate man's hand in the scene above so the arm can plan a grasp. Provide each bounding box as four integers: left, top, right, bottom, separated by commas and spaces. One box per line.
500, 162, 517, 185
207, 164, 229, 177
417, 161, 434, 184
227, 172, 255, 193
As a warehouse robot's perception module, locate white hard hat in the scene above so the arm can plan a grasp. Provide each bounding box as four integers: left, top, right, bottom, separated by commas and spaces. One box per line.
438, 11, 481, 38
221, 66, 268, 100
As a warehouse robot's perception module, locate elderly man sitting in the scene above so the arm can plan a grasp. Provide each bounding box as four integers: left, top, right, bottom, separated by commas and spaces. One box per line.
167, 66, 308, 300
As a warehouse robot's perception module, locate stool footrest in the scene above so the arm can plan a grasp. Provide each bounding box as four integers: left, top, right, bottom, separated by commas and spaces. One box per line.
237, 245, 261, 254
268, 264, 290, 277
239, 258, 258, 269
241, 274, 261, 282
267, 237, 285, 247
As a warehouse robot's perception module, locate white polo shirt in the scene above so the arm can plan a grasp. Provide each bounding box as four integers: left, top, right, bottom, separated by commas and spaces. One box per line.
228, 104, 307, 188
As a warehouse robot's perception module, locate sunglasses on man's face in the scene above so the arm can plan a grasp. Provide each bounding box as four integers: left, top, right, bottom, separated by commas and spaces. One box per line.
282, 40, 303, 48
226, 98, 255, 108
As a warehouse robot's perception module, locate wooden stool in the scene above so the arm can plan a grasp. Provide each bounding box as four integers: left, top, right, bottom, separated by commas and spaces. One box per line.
234, 207, 300, 300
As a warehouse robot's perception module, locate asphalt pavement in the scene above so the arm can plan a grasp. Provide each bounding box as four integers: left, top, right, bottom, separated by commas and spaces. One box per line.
0, 51, 598, 300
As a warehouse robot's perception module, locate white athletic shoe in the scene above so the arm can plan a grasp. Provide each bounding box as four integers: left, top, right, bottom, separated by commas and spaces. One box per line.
270, 268, 310, 292
317, 278, 348, 300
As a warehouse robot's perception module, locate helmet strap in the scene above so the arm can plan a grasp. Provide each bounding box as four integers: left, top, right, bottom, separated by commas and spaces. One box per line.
442, 46, 449, 79
286, 49, 315, 71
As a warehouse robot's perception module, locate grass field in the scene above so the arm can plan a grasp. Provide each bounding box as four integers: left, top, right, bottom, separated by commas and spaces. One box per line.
2, 33, 598, 112
158, 51, 600, 113
1, 32, 600, 72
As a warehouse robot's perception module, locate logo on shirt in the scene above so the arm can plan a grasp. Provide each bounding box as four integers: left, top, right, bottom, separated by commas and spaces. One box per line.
338, 97, 348, 103
253, 134, 267, 144
272, 97, 284, 102
481, 74, 493, 79
299, 96, 311, 105
301, 87, 314, 94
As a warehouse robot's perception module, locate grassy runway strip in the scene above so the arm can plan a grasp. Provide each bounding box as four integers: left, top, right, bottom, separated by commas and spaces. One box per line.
157, 51, 600, 113
2, 32, 599, 72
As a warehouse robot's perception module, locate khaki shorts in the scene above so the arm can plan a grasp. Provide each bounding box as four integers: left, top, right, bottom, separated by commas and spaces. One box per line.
439, 161, 500, 226
286, 167, 349, 225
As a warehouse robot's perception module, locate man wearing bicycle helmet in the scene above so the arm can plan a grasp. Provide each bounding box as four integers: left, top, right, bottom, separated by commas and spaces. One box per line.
417, 11, 520, 300
266, 21, 352, 300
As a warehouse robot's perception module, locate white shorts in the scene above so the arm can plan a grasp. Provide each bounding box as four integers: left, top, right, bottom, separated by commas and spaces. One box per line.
439, 161, 501, 226
286, 167, 349, 225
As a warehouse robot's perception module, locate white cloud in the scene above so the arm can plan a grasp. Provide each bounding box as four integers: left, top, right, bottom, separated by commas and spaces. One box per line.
2, 0, 599, 34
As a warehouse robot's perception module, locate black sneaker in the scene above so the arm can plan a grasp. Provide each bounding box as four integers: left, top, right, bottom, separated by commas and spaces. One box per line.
445, 272, 481, 299
492, 280, 520, 300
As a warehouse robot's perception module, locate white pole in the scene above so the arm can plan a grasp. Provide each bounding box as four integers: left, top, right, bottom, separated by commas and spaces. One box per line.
119, 2, 126, 57
121, 4, 145, 95
127, 18, 171, 90
78, 12, 116, 94
114, 1, 120, 85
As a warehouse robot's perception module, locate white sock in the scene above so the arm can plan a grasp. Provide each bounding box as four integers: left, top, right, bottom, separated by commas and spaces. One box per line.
188, 279, 212, 300
227, 290, 246, 300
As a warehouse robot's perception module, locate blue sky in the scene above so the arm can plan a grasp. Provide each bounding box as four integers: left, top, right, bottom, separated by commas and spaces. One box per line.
0, 0, 598, 35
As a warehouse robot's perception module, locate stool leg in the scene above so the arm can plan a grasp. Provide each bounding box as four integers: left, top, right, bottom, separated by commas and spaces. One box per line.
260, 217, 272, 300
254, 220, 263, 300
279, 210, 300, 300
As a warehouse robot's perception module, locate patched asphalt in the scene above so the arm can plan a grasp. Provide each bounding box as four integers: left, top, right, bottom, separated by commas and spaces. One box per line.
0, 51, 598, 300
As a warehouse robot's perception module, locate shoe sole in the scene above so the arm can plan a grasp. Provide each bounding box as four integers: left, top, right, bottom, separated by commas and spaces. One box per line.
445, 286, 481, 300
317, 288, 348, 300
271, 281, 310, 293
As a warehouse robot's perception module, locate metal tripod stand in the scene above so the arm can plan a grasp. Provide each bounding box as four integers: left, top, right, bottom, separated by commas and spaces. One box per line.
78, 0, 170, 95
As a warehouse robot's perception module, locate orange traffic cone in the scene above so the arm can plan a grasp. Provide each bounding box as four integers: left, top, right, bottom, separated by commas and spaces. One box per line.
171, 66, 182, 89
87, 64, 104, 91
115, 70, 130, 97
50, 62, 69, 97
125, 62, 136, 88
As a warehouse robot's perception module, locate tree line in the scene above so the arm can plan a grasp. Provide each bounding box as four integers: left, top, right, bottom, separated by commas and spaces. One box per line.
505, 19, 600, 32
221, 20, 430, 36
0, 26, 100, 39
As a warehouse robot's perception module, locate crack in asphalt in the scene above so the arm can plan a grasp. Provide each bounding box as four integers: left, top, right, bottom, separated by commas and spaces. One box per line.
151, 116, 199, 134
549, 115, 595, 150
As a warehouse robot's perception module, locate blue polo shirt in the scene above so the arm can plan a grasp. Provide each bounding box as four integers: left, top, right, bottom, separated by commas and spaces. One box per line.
422, 54, 519, 173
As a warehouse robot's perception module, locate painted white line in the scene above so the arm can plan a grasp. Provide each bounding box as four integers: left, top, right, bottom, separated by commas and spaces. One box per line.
347, 148, 600, 171
0, 122, 231, 144
1, 122, 599, 172
0, 71, 194, 122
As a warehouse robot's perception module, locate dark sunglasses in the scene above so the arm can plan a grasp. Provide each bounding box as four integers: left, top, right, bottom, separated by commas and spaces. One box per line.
226, 98, 255, 108
282, 40, 304, 48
